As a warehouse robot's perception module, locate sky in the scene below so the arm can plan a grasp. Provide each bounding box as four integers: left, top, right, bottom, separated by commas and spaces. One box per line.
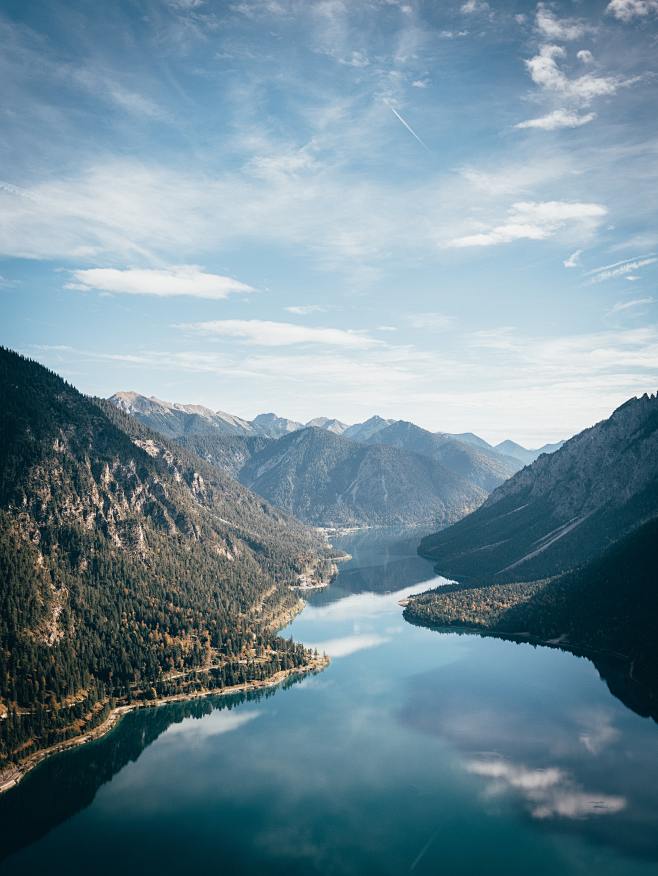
1, 0, 657, 445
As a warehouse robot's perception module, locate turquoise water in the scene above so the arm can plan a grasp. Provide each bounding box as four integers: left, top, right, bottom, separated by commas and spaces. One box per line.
2, 528, 658, 875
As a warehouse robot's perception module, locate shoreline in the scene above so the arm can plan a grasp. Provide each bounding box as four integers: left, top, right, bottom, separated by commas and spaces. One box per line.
0, 653, 329, 797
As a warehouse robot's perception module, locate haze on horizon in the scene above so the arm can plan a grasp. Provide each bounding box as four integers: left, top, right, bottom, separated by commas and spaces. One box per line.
1, 0, 657, 445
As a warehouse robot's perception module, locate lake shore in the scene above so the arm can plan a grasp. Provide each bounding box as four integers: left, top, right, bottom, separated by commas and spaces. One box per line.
0, 653, 330, 797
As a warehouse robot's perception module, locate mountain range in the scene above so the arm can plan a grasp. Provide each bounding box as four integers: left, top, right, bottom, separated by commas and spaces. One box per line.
109, 391, 556, 457
0, 349, 333, 776
110, 393, 544, 528
405, 392, 658, 698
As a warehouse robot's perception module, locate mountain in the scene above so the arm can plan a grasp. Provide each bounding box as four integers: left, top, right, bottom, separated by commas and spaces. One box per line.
441, 432, 492, 451
305, 417, 349, 435
362, 421, 521, 492
405, 515, 658, 698
176, 433, 272, 479
418, 393, 658, 584
237, 427, 487, 528
109, 392, 255, 438
0, 349, 332, 774
342, 415, 395, 442
250, 412, 304, 438
494, 438, 564, 466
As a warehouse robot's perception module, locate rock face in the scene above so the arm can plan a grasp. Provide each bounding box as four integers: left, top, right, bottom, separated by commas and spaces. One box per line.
342, 415, 395, 442
1, 349, 330, 769
305, 417, 348, 435
250, 412, 304, 438
419, 393, 658, 583
109, 392, 255, 438
237, 427, 487, 528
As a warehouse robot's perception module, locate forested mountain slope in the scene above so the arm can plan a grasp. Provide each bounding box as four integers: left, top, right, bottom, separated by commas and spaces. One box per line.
418, 394, 658, 584
406, 516, 658, 695
238, 427, 487, 527
0, 349, 331, 773
177, 433, 272, 479
362, 420, 521, 491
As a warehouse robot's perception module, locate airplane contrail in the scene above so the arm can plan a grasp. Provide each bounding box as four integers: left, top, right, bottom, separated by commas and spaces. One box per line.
389, 106, 430, 151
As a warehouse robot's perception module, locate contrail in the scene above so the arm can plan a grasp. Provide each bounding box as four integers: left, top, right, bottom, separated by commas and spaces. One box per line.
389, 106, 430, 151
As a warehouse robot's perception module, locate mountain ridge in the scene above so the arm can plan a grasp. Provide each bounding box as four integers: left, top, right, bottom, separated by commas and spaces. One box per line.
1, 349, 332, 775
418, 392, 658, 584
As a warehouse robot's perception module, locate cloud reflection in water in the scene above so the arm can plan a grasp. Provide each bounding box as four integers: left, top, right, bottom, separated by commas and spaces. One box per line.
465, 757, 627, 820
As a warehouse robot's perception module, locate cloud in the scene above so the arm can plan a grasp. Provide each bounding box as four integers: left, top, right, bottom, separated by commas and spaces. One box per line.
285, 304, 332, 315
460, 0, 489, 13
606, 0, 658, 21
407, 312, 456, 330
164, 709, 261, 740
177, 319, 382, 348
577, 50, 593, 64
586, 254, 657, 283
71, 69, 165, 120
31, 320, 658, 446
308, 633, 389, 658
67, 266, 254, 299
535, 4, 590, 41
564, 249, 583, 268
525, 44, 636, 105
465, 757, 626, 820
576, 709, 621, 755
448, 201, 607, 248
515, 109, 596, 130
608, 296, 654, 314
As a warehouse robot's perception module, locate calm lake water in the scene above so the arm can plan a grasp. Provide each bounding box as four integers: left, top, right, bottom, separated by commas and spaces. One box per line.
2, 528, 658, 875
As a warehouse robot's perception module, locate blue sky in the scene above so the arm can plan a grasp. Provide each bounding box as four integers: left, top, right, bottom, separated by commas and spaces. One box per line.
1, 0, 657, 444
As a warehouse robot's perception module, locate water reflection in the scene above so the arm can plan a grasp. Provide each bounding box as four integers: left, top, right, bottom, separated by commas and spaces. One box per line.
464, 757, 626, 820
0, 683, 300, 864
3, 526, 658, 875
397, 643, 658, 861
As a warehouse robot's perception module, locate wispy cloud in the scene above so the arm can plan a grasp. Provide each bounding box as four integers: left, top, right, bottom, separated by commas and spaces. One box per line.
535, 4, 591, 41
564, 249, 583, 268
448, 201, 607, 248
177, 319, 382, 348
67, 266, 255, 299
285, 304, 332, 315
406, 312, 456, 330
586, 254, 657, 283
515, 109, 596, 131
607, 296, 654, 314
460, 0, 489, 14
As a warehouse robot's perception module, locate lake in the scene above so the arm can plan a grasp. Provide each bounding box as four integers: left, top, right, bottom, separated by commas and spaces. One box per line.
2, 527, 658, 875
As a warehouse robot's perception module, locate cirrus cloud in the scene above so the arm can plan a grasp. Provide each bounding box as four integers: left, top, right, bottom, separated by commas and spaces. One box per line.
177, 318, 382, 348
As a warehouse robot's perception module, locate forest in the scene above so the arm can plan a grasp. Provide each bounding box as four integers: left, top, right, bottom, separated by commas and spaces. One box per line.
0, 348, 331, 770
